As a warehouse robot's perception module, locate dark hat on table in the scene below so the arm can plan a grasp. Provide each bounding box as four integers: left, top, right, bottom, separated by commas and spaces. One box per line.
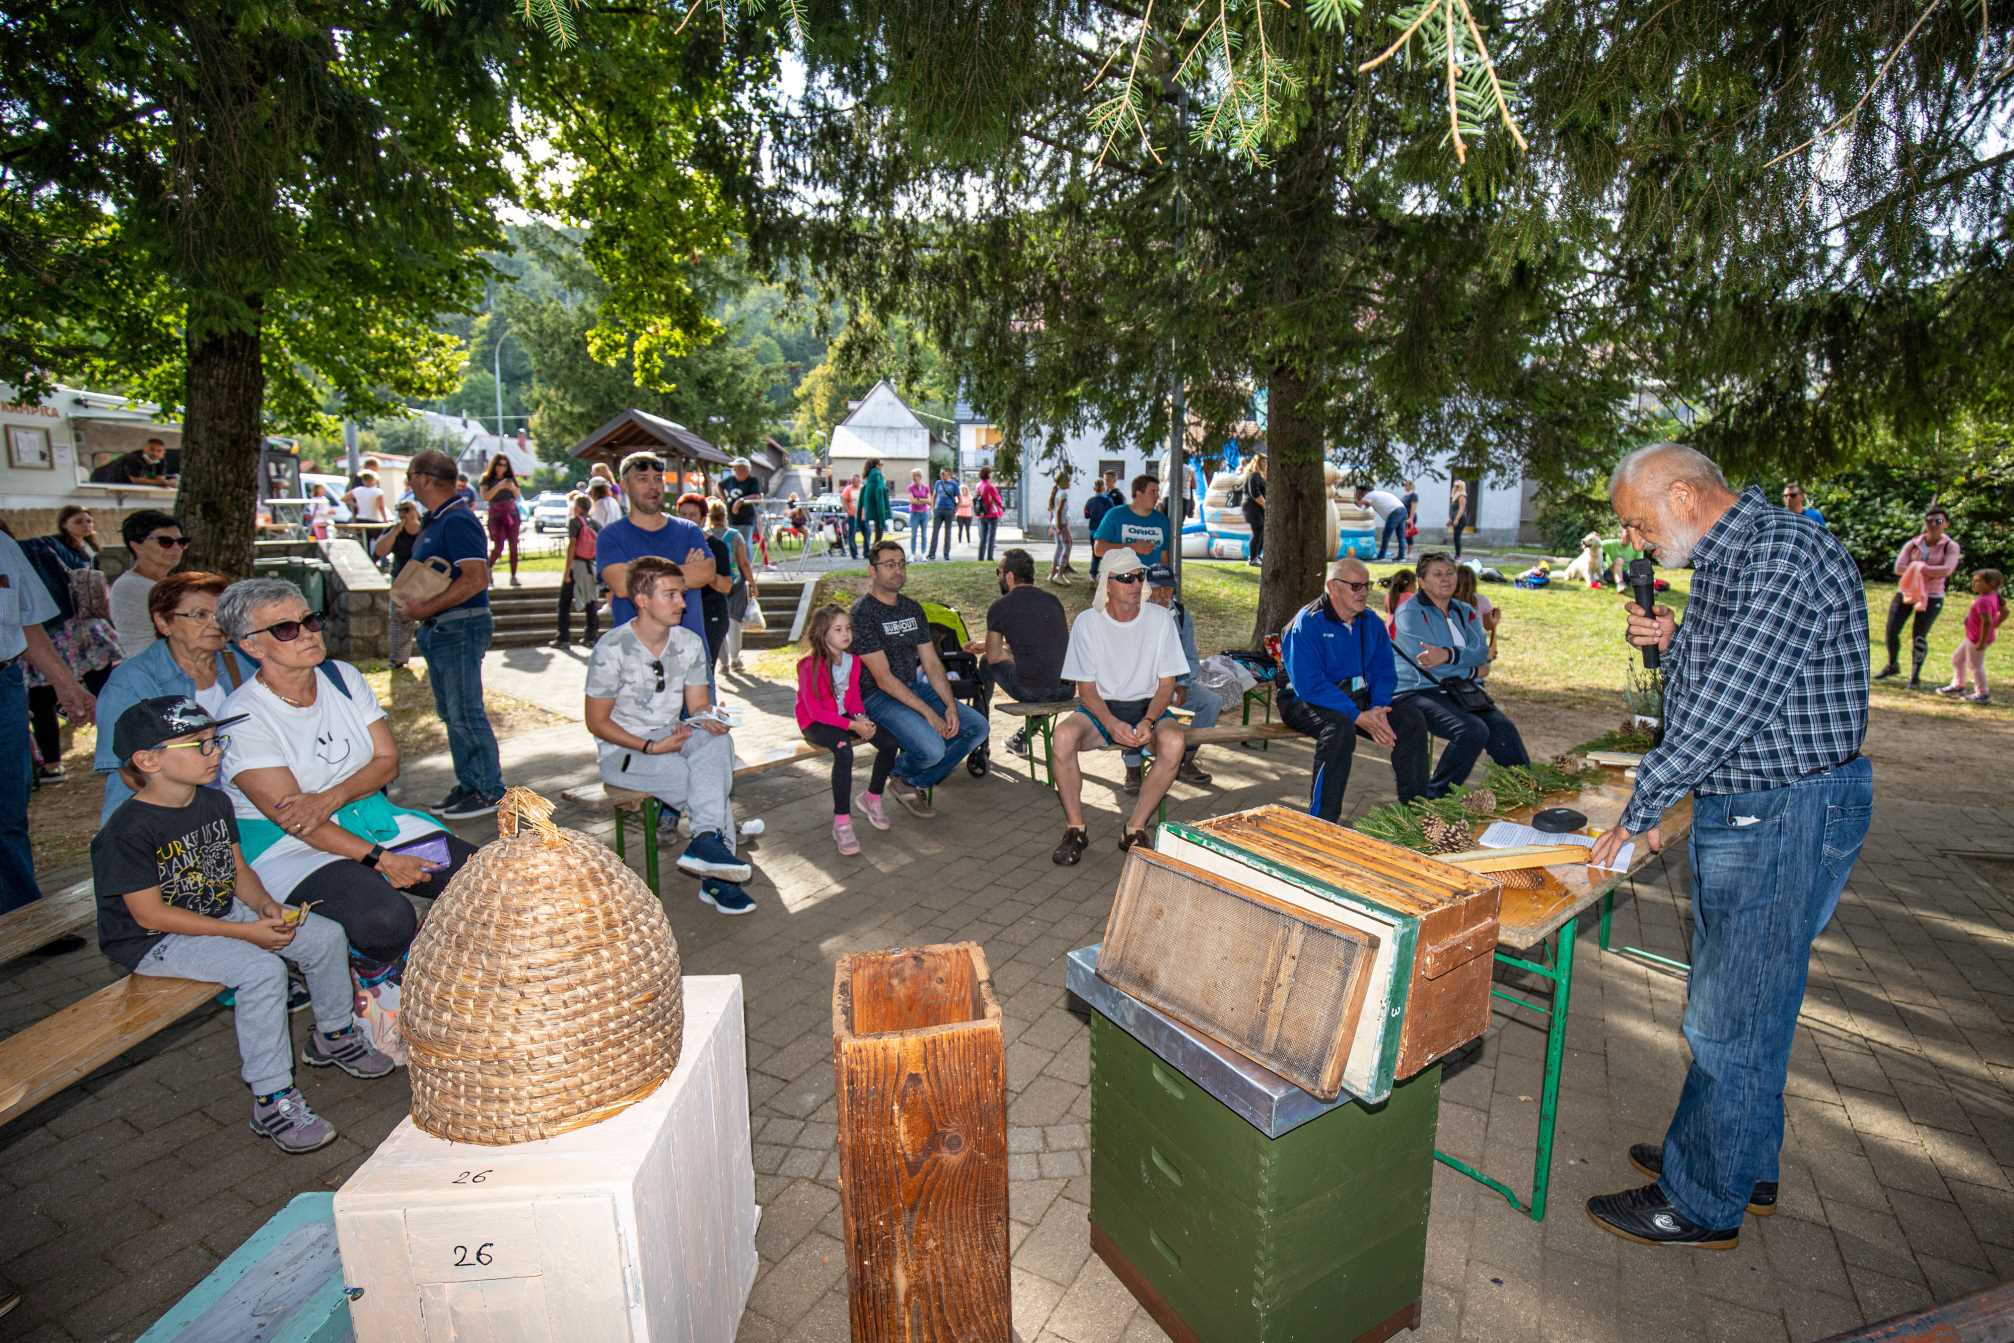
113, 696, 248, 764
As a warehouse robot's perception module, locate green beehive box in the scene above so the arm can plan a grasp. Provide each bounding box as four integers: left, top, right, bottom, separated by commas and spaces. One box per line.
1072, 949, 1438, 1343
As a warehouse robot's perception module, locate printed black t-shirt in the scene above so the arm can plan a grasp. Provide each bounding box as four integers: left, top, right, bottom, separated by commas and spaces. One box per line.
849, 592, 932, 687
91, 789, 241, 971
721, 475, 762, 528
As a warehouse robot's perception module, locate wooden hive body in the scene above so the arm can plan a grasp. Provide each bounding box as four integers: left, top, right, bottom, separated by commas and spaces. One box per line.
1097, 849, 1380, 1100
1157, 806, 1500, 1104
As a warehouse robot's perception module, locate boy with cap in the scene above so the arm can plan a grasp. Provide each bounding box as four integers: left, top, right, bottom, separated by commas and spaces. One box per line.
92, 697, 393, 1154
1121, 564, 1219, 792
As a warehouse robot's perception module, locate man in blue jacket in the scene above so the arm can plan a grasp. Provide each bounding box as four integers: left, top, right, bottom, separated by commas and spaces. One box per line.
1276, 557, 1430, 821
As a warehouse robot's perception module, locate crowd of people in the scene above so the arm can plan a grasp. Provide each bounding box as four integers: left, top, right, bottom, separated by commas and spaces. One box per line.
3, 436, 2003, 1178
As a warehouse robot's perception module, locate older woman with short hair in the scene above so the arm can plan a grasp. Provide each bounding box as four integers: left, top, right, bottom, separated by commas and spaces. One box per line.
94, 571, 256, 821
215, 577, 474, 982
1392, 552, 1529, 797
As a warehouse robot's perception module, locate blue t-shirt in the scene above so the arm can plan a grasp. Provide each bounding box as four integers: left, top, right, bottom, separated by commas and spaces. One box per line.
931, 478, 960, 514
1802, 506, 1826, 527
410, 500, 490, 612
595, 515, 713, 646
1094, 504, 1174, 567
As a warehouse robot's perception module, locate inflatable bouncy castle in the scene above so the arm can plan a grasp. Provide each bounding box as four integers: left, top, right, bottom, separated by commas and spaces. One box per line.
1193, 463, 1378, 561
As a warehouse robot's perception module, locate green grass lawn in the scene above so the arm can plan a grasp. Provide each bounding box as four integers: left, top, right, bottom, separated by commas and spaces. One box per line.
751, 558, 2012, 724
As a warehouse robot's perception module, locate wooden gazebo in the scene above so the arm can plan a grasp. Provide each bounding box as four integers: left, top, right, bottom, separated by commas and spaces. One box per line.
571, 410, 731, 480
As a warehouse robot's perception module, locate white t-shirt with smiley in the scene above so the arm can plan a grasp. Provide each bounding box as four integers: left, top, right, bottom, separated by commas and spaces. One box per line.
220, 659, 442, 898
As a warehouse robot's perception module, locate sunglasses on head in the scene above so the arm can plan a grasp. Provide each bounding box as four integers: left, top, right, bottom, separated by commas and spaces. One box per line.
1108, 572, 1145, 585
252, 613, 324, 642
625, 458, 666, 475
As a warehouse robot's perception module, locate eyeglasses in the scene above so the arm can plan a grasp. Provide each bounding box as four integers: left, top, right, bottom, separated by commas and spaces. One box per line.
1329, 578, 1373, 593
250, 613, 324, 642
1108, 572, 1145, 585
150, 535, 190, 549
160, 734, 229, 756
171, 608, 220, 625
649, 660, 667, 694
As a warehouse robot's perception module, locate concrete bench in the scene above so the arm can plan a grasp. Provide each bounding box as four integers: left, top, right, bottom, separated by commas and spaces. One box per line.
0, 879, 95, 964
0, 973, 220, 1128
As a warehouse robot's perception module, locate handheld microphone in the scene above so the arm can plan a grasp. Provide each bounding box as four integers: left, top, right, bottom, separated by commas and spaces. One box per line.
1627, 557, 1661, 669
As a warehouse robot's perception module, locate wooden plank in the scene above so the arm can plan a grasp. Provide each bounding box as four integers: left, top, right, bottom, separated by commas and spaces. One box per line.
0, 879, 96, 964
0, 975, 220, 1127
834, 944, 1010, 1343
1491, 769, 1695, 950
994, 700, 1076, 719
1438, 845, 1592, 873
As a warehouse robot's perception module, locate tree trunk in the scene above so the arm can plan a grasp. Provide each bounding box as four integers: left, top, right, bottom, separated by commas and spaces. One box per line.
1252, 360, 1327, 645
179, 306, 265, 578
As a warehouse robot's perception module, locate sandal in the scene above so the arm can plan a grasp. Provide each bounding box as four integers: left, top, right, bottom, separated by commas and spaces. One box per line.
1119, 828, 1153, 852
1052, 827, 1090, 866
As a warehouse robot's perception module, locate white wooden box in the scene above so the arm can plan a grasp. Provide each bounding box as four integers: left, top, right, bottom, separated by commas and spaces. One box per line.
334, 975, 757, 1343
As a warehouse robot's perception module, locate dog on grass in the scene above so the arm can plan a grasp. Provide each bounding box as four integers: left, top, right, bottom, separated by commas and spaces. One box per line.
1562, 531, 1604, 586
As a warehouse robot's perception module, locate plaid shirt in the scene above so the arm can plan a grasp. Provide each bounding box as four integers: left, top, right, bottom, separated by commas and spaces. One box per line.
1621, 487, 1869, 834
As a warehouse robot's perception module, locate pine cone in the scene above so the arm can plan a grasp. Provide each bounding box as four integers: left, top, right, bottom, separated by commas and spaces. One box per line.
1421, 813, 1472, 855
1460, 788, 1498, 818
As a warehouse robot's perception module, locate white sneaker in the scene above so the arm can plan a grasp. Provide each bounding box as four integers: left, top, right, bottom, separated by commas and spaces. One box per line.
737, 817, 765, 839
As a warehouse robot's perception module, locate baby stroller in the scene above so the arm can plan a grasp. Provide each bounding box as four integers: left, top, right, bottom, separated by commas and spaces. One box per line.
922, 599, 991, 778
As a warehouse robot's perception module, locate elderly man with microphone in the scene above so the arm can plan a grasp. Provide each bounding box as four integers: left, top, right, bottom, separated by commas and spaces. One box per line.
1584, 443, 1872, 1251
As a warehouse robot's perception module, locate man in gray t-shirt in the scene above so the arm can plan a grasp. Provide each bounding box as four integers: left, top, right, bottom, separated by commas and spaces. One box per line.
1357, 485, 1408, 561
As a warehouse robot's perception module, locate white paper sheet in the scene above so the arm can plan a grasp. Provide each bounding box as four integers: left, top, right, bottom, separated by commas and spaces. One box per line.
1477, 820, 1635, 872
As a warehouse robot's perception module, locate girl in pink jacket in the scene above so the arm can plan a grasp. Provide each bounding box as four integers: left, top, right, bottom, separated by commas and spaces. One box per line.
1936, 569, 2005, 705
795, 605, 898, 855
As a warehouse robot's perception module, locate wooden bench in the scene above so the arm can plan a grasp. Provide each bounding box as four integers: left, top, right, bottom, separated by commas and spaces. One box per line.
564, 742, 828, 894
0, 973, 220, 1128
0, 878, 95, 964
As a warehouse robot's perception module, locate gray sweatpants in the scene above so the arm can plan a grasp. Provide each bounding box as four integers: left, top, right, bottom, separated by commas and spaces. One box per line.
134, 901, 353, 1096
598, 725, 736, 843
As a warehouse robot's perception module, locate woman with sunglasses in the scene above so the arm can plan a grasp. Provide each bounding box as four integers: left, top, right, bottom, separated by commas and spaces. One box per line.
94, 572, 259, 822
214, 578, 475, 993
478, 453, 524, 587
108, 509, 187, 654
1391, 552, 1529, 797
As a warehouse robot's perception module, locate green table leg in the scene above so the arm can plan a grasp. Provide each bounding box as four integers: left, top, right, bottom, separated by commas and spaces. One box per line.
1432, 914, 1579, 1223
1599, 865, 1693, 974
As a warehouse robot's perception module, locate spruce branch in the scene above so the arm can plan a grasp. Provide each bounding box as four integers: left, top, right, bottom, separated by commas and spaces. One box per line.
1765, 0, 1949, 169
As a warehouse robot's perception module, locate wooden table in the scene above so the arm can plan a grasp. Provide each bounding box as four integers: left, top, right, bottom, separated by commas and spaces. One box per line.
1430, 766, 1693, 1222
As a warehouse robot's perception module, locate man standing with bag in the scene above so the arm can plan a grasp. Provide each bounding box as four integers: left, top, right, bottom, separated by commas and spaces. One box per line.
1585, 443, 1872, 1251
394, 450, 506, 819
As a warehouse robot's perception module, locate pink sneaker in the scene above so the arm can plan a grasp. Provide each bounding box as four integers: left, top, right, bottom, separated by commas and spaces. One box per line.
833, 816, 862, 856
857, 793, 891, 831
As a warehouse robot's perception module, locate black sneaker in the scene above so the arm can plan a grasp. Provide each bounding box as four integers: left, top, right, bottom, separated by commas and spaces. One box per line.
1006, 729, 1030, 758
442, 790, 502, 820
434, 784, 472, 813
1122, 764, 1143, 795
1628, 1144, 1776, 1216
1586, 1184, 1739, 1250
1873, 665, 1901, 680
286, 965, 312, 1015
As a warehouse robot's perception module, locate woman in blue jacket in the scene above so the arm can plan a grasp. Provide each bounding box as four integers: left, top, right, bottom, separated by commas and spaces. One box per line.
95, 571, 259, 822
1392, 553, 1528, 796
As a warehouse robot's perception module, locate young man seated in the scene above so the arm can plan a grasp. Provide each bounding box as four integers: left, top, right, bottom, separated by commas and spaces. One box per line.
1050, 550, 1191, 863
1119, 563, 1220, 791
583, 556, 759, 915
964, 547, 1071, 758
93, 697, 393, 1155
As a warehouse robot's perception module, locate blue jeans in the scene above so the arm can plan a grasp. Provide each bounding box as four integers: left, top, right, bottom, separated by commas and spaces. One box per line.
929, 513, 955, 560
908, 510, 928, 553
1659, 756, 1874, 1231
0, 661, 40, 911
977, 517, 1000, 560
415, 613, 504, 799
861, 677, 989, 789
1378, 510, 1407, 560
1123, 681, 1223, 766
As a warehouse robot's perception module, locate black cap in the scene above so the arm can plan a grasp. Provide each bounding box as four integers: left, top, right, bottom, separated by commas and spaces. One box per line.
1144, 563, 1177, 588
113, 696, 248, 764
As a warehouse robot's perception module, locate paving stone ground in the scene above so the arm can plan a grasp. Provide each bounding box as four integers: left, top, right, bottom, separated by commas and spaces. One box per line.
3, 647, 2012, 1342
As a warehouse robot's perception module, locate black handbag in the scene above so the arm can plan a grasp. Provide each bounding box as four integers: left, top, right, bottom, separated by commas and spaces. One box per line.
1393, 636, 1496, 714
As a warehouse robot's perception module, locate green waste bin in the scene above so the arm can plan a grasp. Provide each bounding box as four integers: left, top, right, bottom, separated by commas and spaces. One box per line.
251, 556, 328, 615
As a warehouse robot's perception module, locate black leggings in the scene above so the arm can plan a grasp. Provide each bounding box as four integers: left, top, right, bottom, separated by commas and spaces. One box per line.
290, 833, 478, 969
1883, 592, 1944, 679
1243, 504, 1264, 561
29, 665, 113, 764
803, 723, 896, 815
1450, 517, 1467, 557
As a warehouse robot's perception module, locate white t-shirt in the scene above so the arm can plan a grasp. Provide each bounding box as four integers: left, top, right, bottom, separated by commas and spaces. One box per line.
829, 652, 853, 709
109, 571, 158, 655
192, 680, 229, 718
220, 660, 442, 898
1363, 490, 1405, 522
350, 485, 387, 522
590, 496, 622, 530
1061, 604, 1189, 703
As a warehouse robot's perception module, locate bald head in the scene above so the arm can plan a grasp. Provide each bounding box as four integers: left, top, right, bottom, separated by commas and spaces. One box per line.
1323, 557, 1373, 620
1329, 557, 1369, 584
1608, 443, 1738, 568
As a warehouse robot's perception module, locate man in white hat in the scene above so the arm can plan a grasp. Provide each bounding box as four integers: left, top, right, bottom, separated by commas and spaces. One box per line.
1049, 548, 1189, 865
719, 457, 764, 558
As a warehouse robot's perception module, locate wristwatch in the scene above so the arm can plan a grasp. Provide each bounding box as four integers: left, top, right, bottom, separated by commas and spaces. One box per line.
362, 843, 384, 869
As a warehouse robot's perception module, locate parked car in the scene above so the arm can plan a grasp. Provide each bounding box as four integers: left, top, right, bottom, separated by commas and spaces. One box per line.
530, 491, 572, 533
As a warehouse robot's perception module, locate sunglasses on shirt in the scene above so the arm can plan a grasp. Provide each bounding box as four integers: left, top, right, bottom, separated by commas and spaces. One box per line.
649, 660, 667, 694
251, 613, 325, 642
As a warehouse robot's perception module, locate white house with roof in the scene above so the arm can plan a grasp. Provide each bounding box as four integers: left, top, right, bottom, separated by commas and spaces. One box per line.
827, 380, 930, 489
410, 408, 539, 481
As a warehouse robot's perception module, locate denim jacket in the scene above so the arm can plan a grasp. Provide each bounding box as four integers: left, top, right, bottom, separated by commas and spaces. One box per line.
1391, 597, 1489, 695
95, 639, 260, 822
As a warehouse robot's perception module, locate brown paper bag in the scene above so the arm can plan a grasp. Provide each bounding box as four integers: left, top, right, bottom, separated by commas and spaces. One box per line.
389, 554, 454, 612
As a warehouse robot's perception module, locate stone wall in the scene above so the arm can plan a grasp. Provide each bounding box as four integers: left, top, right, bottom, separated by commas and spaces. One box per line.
319, 538, 389, 662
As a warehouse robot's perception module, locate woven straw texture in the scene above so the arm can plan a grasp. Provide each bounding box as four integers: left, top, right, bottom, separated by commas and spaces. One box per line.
401, 787, 684, 1145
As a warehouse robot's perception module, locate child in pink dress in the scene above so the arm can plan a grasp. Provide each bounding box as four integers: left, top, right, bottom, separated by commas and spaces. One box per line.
1937, 569, 2005, 704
